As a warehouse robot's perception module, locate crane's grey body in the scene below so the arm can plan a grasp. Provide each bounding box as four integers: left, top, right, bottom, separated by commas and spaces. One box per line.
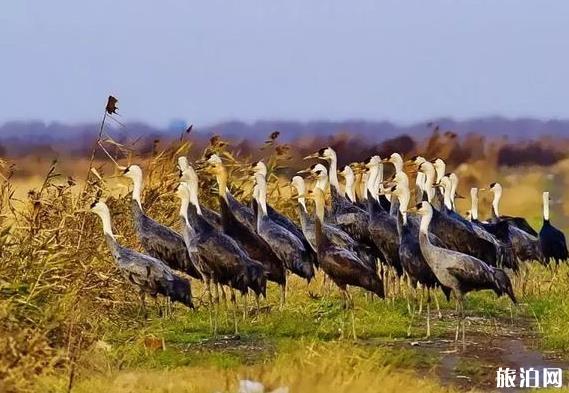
105, 234, 193, 308
132, 200, 202, 279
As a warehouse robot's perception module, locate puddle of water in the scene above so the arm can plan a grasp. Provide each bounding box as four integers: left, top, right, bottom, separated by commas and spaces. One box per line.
368, 314, 569, 392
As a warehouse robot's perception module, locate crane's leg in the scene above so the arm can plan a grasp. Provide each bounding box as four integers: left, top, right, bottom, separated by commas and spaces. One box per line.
384, 267, 390, 299
425, 289, 431, 339
242, 290, 249, 321
219, 284, 228, 308
418, 286, 424, 315
279, 283, 286, 311
213, 282, 219, 304
461, 299, 466, 351
434, 291, 442, 319
230, 288, 239, 335
204, 279, 214, 334
255, 293, 260, 315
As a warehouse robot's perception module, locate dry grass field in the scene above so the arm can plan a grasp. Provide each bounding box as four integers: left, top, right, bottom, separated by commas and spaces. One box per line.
1, 135, 569, 392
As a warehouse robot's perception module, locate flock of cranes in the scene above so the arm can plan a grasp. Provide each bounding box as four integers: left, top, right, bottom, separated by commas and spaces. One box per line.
90, 146, 568, 345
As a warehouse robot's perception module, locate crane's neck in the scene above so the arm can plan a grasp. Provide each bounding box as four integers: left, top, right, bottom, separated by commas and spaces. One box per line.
422, 165, 436, 202
292, 180, 307, 212
449, 174, 458, 210
315, 174, 328, 192
358, 173, 368, 201
470, 188, 479, 221
131, 174, 143, 210
492, 188, 502, 218
419, 208, 433, 235
543, 192, 550, 221
397, 188, 411, 226
435, 163, 445, 183
215, 166, 229, 202
366, 165, 380, 200
374, 163, 384, 195
314, 193, 325, 224
392, 156, 403, 174
96, 210, 115, 240
442, 182, 453, 210
186, 179, 203, 216
328, 153, 340, 194
344, 172, 356, 203
255, 175, 268, 216
178, 190, 193, 227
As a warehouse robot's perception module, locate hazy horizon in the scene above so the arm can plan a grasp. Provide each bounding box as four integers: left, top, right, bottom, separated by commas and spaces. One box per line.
2, 1, 569, 127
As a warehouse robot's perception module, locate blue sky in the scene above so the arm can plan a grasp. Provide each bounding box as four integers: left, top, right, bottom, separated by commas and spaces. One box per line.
1, 1, 568, 126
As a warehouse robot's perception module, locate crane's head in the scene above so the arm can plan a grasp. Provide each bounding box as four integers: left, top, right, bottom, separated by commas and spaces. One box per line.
364, 155, 381, 168
171, 277, 194, 309
409, 155, 427, 166
177, 156, 190, 172
304, 146, 336, 161
205, 152, 223, 166
385, 152, 403, 165
488, 182, 502, 194
123, 164, 143, 182
338, 165, 354, 179
251, 161, 267, 177
290, 176, 305, 196
410, 201, 432, 216
89, 200, 110, 217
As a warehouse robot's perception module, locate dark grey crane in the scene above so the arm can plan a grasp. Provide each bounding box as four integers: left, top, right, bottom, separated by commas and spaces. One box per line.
539, 191, 568, 265
389, 174, 451, 338
414, 162, 499, 267
468, 187, 519, 271
413, 201, 516, 349
312, 187, 385, 338
123, 164, 202, 280
301, 161, 384, 272
365, 156, 404, 278
250, 161, 316, 261
253, 172, 316, 282
176, 180, 267, 335
178, 157, 222, 228
90, 201, 193, 316
485, 182, 544, 264
205, 153, 256, 233
290, 176, 377, 272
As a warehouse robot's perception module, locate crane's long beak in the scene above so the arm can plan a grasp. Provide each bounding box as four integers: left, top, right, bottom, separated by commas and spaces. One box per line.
455, 193, 465, 199
408, 206, 418, 213
303, 152, 320, 160
479, 188, 487, 192
297, 168, 312, 175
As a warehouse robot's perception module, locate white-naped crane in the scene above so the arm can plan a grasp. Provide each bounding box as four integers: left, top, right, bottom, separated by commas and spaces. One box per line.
253, 172, 316, 282
468, 187, 519, 271
311, 186, 385, 338
412, 201, 517, 349
539, 191, 568, 265
488, 182, 539, 236
123, 164, 202, 279
176, 178, 267, 335
250, 161, 315, 259
365, 156, 403, 278
414, 162, 500, 267
178, 157, 221, 228
290, 175, 377, 273
388, 173, 451, 338
485, 182, 544, 264
91, 200, 194, 316
204, 153, 256, 233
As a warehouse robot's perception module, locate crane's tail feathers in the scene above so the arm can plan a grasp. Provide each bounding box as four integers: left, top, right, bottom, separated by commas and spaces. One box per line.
246, 262, 268, 298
